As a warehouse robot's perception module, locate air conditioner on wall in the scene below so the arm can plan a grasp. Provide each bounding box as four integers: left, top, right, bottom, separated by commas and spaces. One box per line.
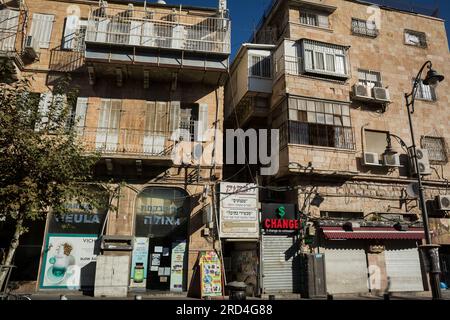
436, 195, 450, 211
383, 153, 401, 167
24, 35, 40, 60
373, 87, 391, 103
408, 148, 432, 176
363, 152, 381, 166
352, 84, 372, 101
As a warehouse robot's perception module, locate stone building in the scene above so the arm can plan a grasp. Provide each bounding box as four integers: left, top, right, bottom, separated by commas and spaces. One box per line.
0, 0, 230, 295
225, 0, 450, 297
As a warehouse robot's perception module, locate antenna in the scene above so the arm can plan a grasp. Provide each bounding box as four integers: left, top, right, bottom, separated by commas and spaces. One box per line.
406, 182, 420, 199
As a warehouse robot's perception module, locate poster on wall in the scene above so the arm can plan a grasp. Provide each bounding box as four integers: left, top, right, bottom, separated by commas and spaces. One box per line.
219, 182, 259, 239
39, 234, 98, 289
170, 240, 187, 292
199, 251, 223, 297
130, 237, 149, 289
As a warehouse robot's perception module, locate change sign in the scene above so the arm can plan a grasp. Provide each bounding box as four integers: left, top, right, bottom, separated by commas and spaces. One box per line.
219, 182, 259, 239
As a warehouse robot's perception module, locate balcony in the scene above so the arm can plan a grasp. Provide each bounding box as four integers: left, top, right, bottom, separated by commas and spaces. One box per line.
49, 48, 85, 72
84, 4, 231, 85
77, 127, 175, 163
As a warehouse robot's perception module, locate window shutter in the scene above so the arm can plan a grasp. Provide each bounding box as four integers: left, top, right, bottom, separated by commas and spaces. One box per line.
36, 92, 53, 131
335, 55, 345, 75
317, 14, 329, 28
169, 101, 181, 133
142, 22, 155, 46
0, 9, 19, 51
96, 18, 110, 42
30, 13, 54, 48
145, 102, 157, 132
155, 102, 168, 133
63, 15, 79, 50
74, 97, 88, 127
304, 49, 313, 71
196, 103, 209, 142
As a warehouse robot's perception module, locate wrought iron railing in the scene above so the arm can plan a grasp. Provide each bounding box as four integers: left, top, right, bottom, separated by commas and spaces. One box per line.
85, 5, 231, 55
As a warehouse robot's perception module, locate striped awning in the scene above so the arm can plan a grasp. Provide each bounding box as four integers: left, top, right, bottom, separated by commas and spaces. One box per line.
321, 226, 425, 240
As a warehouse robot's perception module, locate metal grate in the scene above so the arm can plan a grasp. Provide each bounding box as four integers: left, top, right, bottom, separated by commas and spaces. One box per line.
421, 136, 447, 163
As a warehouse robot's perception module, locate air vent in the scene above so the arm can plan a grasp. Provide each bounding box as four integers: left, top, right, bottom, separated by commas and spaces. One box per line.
436, 195, 450, 211
408, 148, 431, 176
372, 87, 391, 102
383, 154, 401, 167
363, 152, 381, 166
352, 84, 372, 101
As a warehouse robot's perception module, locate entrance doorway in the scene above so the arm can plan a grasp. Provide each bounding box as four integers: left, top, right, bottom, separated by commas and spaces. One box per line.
134, 187, 190, 292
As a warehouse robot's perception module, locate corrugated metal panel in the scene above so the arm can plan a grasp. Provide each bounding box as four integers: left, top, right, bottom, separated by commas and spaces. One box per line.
262, 235, 299, 294
324, 241, 369, 294
385, 242, 424, 292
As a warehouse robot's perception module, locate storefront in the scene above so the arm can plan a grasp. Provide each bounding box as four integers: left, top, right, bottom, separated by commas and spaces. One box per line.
38, 191, 108, 291
318, 222, 426, 295
218, 182, 260, 296
430, 218, 450, 288
260, 203, 301, 294
133, 187, 190, 292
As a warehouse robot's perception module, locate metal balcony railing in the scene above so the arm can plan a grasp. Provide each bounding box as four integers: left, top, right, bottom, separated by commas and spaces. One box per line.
76, 127, 175, 157
275, 55, 302, 79
85, 5, 231, 55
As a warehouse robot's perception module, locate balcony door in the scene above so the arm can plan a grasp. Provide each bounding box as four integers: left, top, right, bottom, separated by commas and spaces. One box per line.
96, 99, 121, 152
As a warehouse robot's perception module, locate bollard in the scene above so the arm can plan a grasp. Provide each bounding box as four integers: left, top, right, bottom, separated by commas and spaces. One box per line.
327, 294, 333, 300
60, 295, 68, 300
269, 295, 276, 300
135, 295, 143, 300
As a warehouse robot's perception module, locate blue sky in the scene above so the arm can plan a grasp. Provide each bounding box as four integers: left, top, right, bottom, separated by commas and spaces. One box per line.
152, 0, 450, 58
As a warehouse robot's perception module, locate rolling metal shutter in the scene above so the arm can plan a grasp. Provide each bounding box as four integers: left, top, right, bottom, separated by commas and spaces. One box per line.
385, 242, 424, 292
324, 241, 369, 294
261, 235, 299, 294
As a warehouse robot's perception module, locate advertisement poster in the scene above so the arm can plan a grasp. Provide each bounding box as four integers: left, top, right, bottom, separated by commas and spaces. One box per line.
130, 237, 149, 288
170, 240, 187, 292
199, 251, 223, 297
40, 234, 98, 289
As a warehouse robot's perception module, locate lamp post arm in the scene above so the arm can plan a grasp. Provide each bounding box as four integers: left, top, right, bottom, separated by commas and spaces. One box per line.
406, 61, 432, 113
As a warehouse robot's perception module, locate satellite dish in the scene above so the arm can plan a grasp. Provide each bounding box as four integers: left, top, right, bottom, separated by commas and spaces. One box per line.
406, 182, 420, 199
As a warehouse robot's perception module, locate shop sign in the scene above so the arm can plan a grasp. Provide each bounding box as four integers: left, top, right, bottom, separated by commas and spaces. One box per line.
39, 234, 98, 290
261, 203, 298, 234
219, 182, 259, 239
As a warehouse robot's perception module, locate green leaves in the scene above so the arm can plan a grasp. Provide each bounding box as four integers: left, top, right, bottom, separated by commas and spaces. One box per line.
0, 75, 105, 225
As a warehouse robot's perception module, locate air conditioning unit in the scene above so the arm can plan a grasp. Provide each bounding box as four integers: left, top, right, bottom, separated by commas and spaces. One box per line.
24, 35, 40, 60
383, 153, 401, 167
352, 84, 372, 101
436, 195, 450, 211
373, 87, 391, 103
408, 148, 432, 176
363, 152, 381, 166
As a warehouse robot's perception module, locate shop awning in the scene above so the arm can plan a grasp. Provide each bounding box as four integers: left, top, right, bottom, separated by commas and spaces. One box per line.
321, 227, 425, 240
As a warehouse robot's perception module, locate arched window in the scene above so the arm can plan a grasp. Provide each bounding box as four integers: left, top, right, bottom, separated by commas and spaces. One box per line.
135, 187, 189, 239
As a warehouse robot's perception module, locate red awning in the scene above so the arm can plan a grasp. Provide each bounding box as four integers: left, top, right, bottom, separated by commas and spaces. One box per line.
321, 227, 425, 240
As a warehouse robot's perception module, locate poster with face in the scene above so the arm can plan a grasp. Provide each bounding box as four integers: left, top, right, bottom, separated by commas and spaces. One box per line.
39, 234, 98, 289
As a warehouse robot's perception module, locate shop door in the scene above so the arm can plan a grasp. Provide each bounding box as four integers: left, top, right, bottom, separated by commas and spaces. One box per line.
147, 238, 173, 291
324, 241, 369, 294
384, 241, 424, 292
261, 235, 301, 294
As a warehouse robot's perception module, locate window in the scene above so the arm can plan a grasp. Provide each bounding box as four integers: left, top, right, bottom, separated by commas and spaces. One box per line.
283, 97, 354, 149
421, 136, 447, 163
299, 10, 329, 28
415, 79, 437, 101
364, 130, 388, 155
404, 29, 427, 48
351, 18, 378, 37
301, 39, 349, 78
358, 69, 382, 90
29, 13, 54, 49
249, 54, 272, 78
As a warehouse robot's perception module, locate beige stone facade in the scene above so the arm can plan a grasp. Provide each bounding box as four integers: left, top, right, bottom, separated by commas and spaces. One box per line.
1, 0, 229, 293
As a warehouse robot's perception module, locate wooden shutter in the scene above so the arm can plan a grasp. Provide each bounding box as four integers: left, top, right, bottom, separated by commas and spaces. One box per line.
74, 97, 88, 127
0, 9, 19, 51
62, 15, 79, 50
196, 103, 209, 142
36, 92, 53, 131
96, 18, 109, 42
142, 22, 155, 46
30, 13, 54, 48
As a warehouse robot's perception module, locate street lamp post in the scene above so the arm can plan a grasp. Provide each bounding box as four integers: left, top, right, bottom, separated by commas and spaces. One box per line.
386, 61, 444, 300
